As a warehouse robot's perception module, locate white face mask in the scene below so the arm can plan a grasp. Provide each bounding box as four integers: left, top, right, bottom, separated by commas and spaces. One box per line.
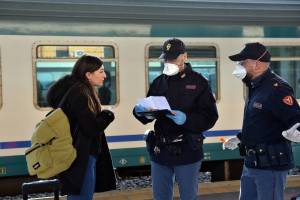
163, 63, 179, 76
232, 64, 247, 80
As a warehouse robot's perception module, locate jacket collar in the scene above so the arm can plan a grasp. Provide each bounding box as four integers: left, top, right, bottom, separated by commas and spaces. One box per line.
250, 68, 272, 88
176, 63, 192, 79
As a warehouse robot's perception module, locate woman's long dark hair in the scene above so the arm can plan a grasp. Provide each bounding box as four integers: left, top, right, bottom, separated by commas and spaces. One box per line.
71, 55, 103, 113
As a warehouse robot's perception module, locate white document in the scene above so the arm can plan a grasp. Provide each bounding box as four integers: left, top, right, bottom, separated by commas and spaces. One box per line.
137, 96, 171, 111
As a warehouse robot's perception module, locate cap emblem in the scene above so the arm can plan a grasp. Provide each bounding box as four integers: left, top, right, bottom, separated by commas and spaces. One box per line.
166, 43, 171, 51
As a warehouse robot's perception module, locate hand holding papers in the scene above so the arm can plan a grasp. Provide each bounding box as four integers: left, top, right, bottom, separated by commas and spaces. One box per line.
135, 96, 172, 117
166, 110, 186, 125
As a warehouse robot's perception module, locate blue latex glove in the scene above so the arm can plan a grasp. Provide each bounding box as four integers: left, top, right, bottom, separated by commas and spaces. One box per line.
166, 110, 186, 125
134, 104, 148, 115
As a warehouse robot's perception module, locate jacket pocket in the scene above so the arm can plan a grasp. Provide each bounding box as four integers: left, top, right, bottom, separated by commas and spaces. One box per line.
265, 142, 293, 167
255, 144, 271, 168
145, 130, 156, 153
185, 133, 204, 150
274, 142, 292, 166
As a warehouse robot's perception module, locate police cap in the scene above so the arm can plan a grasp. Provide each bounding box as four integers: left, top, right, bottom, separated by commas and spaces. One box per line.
229, 42, 271, 62
159, 38, 186, 60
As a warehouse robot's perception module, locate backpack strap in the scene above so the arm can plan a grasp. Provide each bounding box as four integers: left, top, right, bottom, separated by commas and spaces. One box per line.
57, 83, 79, 108
56, 82, 81, 145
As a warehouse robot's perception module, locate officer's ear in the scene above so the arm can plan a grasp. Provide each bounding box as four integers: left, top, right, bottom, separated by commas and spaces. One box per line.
183, 52, 188, 62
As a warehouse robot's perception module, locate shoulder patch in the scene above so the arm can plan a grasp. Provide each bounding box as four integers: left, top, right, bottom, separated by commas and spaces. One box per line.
282, 96, 294, 106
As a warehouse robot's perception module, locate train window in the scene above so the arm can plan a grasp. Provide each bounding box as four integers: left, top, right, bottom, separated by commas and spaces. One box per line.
35, 45, 117, 108
267, 46, 300, 98
147, 45, 218, 97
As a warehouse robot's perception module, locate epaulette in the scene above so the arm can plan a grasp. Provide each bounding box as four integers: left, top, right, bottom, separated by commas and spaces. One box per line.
271, 78, 281, 88
270, 77, 292, 90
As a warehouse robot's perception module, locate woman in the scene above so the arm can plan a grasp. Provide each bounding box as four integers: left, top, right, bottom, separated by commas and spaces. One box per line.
47, 55, 116, 200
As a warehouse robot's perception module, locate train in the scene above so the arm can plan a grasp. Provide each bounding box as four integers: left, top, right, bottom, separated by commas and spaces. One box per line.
0, 0, 300, 181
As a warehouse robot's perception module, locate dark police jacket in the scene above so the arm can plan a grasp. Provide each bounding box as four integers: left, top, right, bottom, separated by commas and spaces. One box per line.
241, 68, 300, 170
134, 63, 218, 166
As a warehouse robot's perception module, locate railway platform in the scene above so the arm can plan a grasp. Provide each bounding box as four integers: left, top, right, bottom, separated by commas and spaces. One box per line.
34, 176, 300, 200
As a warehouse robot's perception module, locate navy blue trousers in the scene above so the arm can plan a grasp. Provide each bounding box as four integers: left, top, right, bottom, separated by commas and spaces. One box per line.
240, 165, 289, 200
151, 160, 201, 200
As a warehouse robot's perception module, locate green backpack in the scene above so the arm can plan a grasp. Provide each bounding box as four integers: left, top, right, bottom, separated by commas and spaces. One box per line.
25, 86, 77, 179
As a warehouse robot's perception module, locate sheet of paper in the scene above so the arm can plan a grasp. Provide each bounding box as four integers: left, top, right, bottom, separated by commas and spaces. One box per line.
137, 96, 171, 110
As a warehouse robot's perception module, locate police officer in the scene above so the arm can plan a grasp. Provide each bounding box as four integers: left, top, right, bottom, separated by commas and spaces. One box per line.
133, 38, 218, 200
224, 42, 300, 200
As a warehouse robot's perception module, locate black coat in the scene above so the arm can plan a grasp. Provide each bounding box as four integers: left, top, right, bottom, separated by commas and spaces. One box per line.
47, 75, 116, 195
134, 63, 218, 165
